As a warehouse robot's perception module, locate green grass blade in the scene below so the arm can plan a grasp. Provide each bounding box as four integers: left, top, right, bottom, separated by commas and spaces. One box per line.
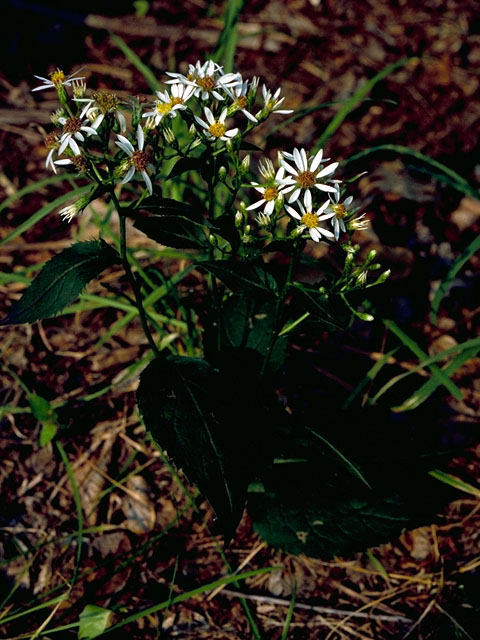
0, 186, 90, 248
0, 174, 70, 215
56, 442, 84, 583
280, 583, 296, 640
392, 345, 478, 412
430, 233, 480, 324
0, 594, 68, 625
385, 320, 463, 400
304, 426, 372, 489
93, 567, 279, 637
213, 0, 245, 73
429, 470, 480, 498
342, 144, 479, 199
314, 57, 411, 151
109, 32, 160, 91
371, 336, 480, 406
342, 347, 399, 409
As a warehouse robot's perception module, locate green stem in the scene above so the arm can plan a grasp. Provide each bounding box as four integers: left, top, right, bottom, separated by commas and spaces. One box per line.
111, 190, 162, 359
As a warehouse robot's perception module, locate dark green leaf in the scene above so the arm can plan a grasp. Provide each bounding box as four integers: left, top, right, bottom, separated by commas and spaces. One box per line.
248, 410, 457, 557
140, 195, 203, 221
166, 157, 204, 180
28, 393, 59, 446
134, 215, 208, 249
1, 240, 119, 325
39, 422, 58, 447
137, 356, 283, 537
197, 260, 278, 297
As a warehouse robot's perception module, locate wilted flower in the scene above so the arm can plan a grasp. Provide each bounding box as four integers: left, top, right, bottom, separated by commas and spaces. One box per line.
57, 115, 99, 155
58, 195, 90, 222
328, 184, 354, 240
75, 90, 126, 132
285, 190, 335, 242
115, 124, 153, 195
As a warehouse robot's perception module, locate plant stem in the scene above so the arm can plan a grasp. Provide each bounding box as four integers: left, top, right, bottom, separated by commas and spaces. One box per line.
111, 190, 162, 359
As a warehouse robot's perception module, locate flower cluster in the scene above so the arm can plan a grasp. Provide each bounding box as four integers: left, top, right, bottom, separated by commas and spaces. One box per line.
33, 60, 366, 240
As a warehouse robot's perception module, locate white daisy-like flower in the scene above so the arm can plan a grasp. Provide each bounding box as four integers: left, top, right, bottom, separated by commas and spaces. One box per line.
279, 147, 338, 203
224, 79, 258, 123
167, 60, 240, 101
75, 90, 126, 133
246, 159, 286, 216
115, 125, 153, 195
285, 190, 335, 242
142, 83, 195, 126
194, 107, 238, 142
328, 185, 354, 240
260, 85, 293, 116
57, 115, 99, 155
32, 67, 85, 92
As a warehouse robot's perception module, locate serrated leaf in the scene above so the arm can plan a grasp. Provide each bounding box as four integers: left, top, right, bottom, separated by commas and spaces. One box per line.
78, 604, 113, 639
197, 260, 278, 297
137, 355, 283, 537
134, 215, 208, 249
1, 240, 119, 325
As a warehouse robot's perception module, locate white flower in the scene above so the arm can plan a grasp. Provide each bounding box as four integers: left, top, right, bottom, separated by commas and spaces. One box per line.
194, 107, 238, 142
115, 125, 153, 195
142, 83, 195, 126
58, 196, 90, 222
285, 190, 335, 242
347, 212, 369, 232
167, 60, 240, 101
279, 147, 338, 203
260, 85, 293, 116
328, 185, 354, 239
32, 67, 85, 92
75, 90, 126, 132
224, 79, 258, 123
57, 115, 99, 155
246, 160, 286, 216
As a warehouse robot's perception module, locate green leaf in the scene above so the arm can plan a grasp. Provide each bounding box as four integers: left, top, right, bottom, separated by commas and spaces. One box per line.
1, 240, 119, 325
109, 32, 159, 91
212, 0, 244, 73
248, 414, 456, 557
39, 422, 58, 447
78, 605, 113, 639
134, 214, 208, 249
28, 393, 59, 446
137, 356, 281, 537
166, 156, 203, 180
221, 295, 287, 373
139, 195, 203, 220
197, 260, 278, 297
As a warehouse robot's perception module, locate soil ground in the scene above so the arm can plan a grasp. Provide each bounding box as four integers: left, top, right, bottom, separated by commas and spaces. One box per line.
1, 1, 480, 638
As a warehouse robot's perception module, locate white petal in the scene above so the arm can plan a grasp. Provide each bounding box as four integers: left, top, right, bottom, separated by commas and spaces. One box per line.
117, 112, 127, 133
300, 148, 308, 172
310, 229, 320, 242
265, 200, 275, 215
243, 109, 258, 123
194, 115, 208, 129
204, 107, 215, 124
344, 196, 354, 206
287, 189, 300, 203
293, 148, 303, 171
121, 166, 135, 184
310, 148, 324, 172
317, 162, 339, 178
58, 135, 70, 155
280, 159, 298, 176
69, 138, 81, 155
142, 171, 153, 195
285, 205, 301, 220
116, 135, 134, 153
137, 124, 144, 150
303, 190, 312, 211
224, 128, 238, 138
315, 184, 337, 193
247, 199, 266, 210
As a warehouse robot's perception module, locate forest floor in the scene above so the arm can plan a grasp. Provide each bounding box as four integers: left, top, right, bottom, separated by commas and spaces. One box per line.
1, 0, 480, 638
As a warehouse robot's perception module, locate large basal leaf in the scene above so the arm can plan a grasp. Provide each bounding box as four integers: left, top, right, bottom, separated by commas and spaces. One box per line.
139, 195, 203, 220
197, 260, 279, 297
166, 156, 203, 180
248, 411, 457, 557
137, 356, 280, 537
1, 240, 119, 325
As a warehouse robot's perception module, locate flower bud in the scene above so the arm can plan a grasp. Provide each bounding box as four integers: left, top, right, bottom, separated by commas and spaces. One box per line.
225, 139, 234, 153
239, 155, 250, 175
356, 271, 368, 286
190, 137, 202, 150
366, 249, 377, 263
163, 127, 175, 144
56, 84, 68, 106
274, 192, 284, 213
235, 211, 244, 227
376, 269, 391, 284
244, 224, 251, 234
218, 166, 227, 182
72, 79, 86, 99
208, 234, 217, 247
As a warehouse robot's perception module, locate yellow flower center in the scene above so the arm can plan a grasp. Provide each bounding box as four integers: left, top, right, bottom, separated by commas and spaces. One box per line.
49, 68, 66, 87
208, 122, 226, 138
197, 76, 216, 91
301, 212, 318, 229
332, 203, 347, 218
263, 186, 277, 201
171, 96, 184, 106
235, 96, 248, 109
296, 171, 316, 189
63, 116, 82, 133
187, 73, 195, 81
93, 90, 120, 114
131, 150, 148, 171
267, 99, 275, 110
156, 102, 172, 115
